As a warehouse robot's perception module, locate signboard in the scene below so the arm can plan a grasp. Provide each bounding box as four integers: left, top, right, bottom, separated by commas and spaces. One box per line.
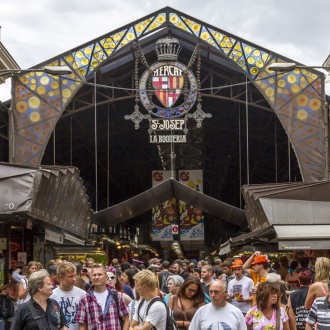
179, 170, 204, 241
45, 229, 63, 244
152, 171, 175, 241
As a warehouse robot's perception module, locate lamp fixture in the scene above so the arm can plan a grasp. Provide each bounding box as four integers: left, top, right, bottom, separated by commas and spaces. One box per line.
268, 62, 330, 72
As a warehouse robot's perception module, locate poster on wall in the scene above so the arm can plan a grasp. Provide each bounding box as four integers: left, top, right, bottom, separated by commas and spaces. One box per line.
152, 171, 175, 241
179, 170, 204, 241
17, 252, 27, 266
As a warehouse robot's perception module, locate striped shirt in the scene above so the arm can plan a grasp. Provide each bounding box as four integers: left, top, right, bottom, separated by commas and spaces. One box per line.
306, 296, 330, 330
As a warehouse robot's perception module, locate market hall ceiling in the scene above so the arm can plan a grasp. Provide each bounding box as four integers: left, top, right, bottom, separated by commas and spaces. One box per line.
4, 7, 326, 223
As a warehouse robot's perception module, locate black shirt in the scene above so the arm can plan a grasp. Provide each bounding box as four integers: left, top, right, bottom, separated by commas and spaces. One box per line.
290, 286, 309, 330
180, 271, 190, 280
11, 298, 66, 330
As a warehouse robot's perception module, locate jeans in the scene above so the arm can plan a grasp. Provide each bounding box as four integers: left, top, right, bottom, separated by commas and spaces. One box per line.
0, 318, 5, 330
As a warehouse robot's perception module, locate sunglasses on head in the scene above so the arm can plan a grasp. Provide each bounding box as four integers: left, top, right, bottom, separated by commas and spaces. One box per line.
108, 275, 116, 280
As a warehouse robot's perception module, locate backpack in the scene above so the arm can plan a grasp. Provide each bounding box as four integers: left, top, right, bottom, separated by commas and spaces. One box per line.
137, 297, 178, 330
159, 272, 172, 294
0, 295, 15, 318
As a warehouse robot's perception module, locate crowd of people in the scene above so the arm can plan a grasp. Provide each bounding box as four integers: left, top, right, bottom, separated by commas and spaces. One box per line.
0, 252, 329, 329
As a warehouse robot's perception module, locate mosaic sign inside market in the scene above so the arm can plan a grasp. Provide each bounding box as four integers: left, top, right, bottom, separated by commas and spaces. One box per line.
125, 37, 212, 142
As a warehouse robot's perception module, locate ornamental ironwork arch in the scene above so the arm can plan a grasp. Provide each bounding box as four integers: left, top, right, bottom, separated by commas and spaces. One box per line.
11, 6, 326, 182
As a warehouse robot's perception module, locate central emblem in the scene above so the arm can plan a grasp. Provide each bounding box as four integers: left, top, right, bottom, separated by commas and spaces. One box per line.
152, 68, 183, 108
125, 36, 212, 139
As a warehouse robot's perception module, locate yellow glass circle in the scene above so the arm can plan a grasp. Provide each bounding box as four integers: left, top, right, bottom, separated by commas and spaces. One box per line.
250, 67, 258, 75
16, 101, 28, 113
235, 44, 241, 51
253, 49, 261, 56
278, 79, 286, 88
178, 22, 184, 28
227, 42, 233, 48
157, 14, 165, 24
297, 109, 308, 120
296, 94, 308, 107
287, 75, 297, 84
40, 76, 49, 85
265, 87, 274, 97
247, 57, 255, 64
170, 15, 179, 24
127, 32, 135, 41
224, 36, 229, 41
48, 91, 54, 96
152, 22, 158, 28
256, 60, 264, 68
51, 81, 59, 89
201, 32, 209, 40
244, 46, 252, 54
262, 54, 269, 61
192, 23, 200, 32
309, 98, 322, 111
95, 45, 101, 51
62, 88, 72, 98
37, 86, 46, 95
70, 84, 77, 91
220, 42, 226, 48
113, 34, 121, 42
260, 83, 267, 89
215, 33, 222, 41
30, 85, 36, 91
84, 47, 92, 55
76, 51, 84, 59
30, 111, 41, 122
78, 68, 86, 76
29, 96, 41, 108
291, 84, 300, 93
31, 79, 36, 84
81, 58, 89, 65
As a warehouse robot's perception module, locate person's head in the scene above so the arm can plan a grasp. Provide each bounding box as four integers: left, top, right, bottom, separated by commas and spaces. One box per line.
57, 262, 77, 291
91, 263, 107, 290
193, 270, 201, 280
172, 260, 184, 275
279, 256, 289, 267
251, 255, 269, 274
209, 280, 227, 308
81, 263, 88, 274
314, 257, 330, 282
201, 265, 214, 281
289, 261, 298, 272
299, 269, 312, 286
177, 276, 205, 306
149, 258, 161, 266
122, 268, 136, 288
120, 262, 131, 272
133, 270, 158, 297
256, 281, 280, 310
167, 275, 184, 294
86, 258, 94, 268
221, 260, 233, 276
28, 269, 52, 297
111, 258, 120, 267
55, 258, 63, 265
73, 262, 82, 274
214, 259, 222, 268
106, 270, 117, 287
47, 264, 59, 285
231, 259, 244, 279
27, 261, 39, 278
197, 260, 205, 268
161, 260, 170, 270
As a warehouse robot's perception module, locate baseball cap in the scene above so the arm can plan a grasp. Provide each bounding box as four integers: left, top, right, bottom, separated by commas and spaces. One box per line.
231, 259, 243, 269
251, 255, 269, 265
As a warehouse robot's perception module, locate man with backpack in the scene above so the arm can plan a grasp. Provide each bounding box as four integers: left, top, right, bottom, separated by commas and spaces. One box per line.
157, 261, 173, 295
130, 269, 174, 330
76, 263, 129, 330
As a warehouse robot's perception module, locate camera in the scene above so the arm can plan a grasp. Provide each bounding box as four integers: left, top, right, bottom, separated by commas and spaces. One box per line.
82, 269, 87, 273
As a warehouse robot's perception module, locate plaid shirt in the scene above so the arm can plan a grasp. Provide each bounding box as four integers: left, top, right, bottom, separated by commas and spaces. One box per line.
76, 285, 128, 330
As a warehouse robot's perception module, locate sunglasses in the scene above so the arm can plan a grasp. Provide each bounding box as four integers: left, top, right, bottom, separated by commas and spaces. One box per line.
108, 275, 116, 280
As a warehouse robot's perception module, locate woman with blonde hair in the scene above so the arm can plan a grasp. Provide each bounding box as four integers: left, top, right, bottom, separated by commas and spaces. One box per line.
304, 257, 330, 309
17, 261, 39, 303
